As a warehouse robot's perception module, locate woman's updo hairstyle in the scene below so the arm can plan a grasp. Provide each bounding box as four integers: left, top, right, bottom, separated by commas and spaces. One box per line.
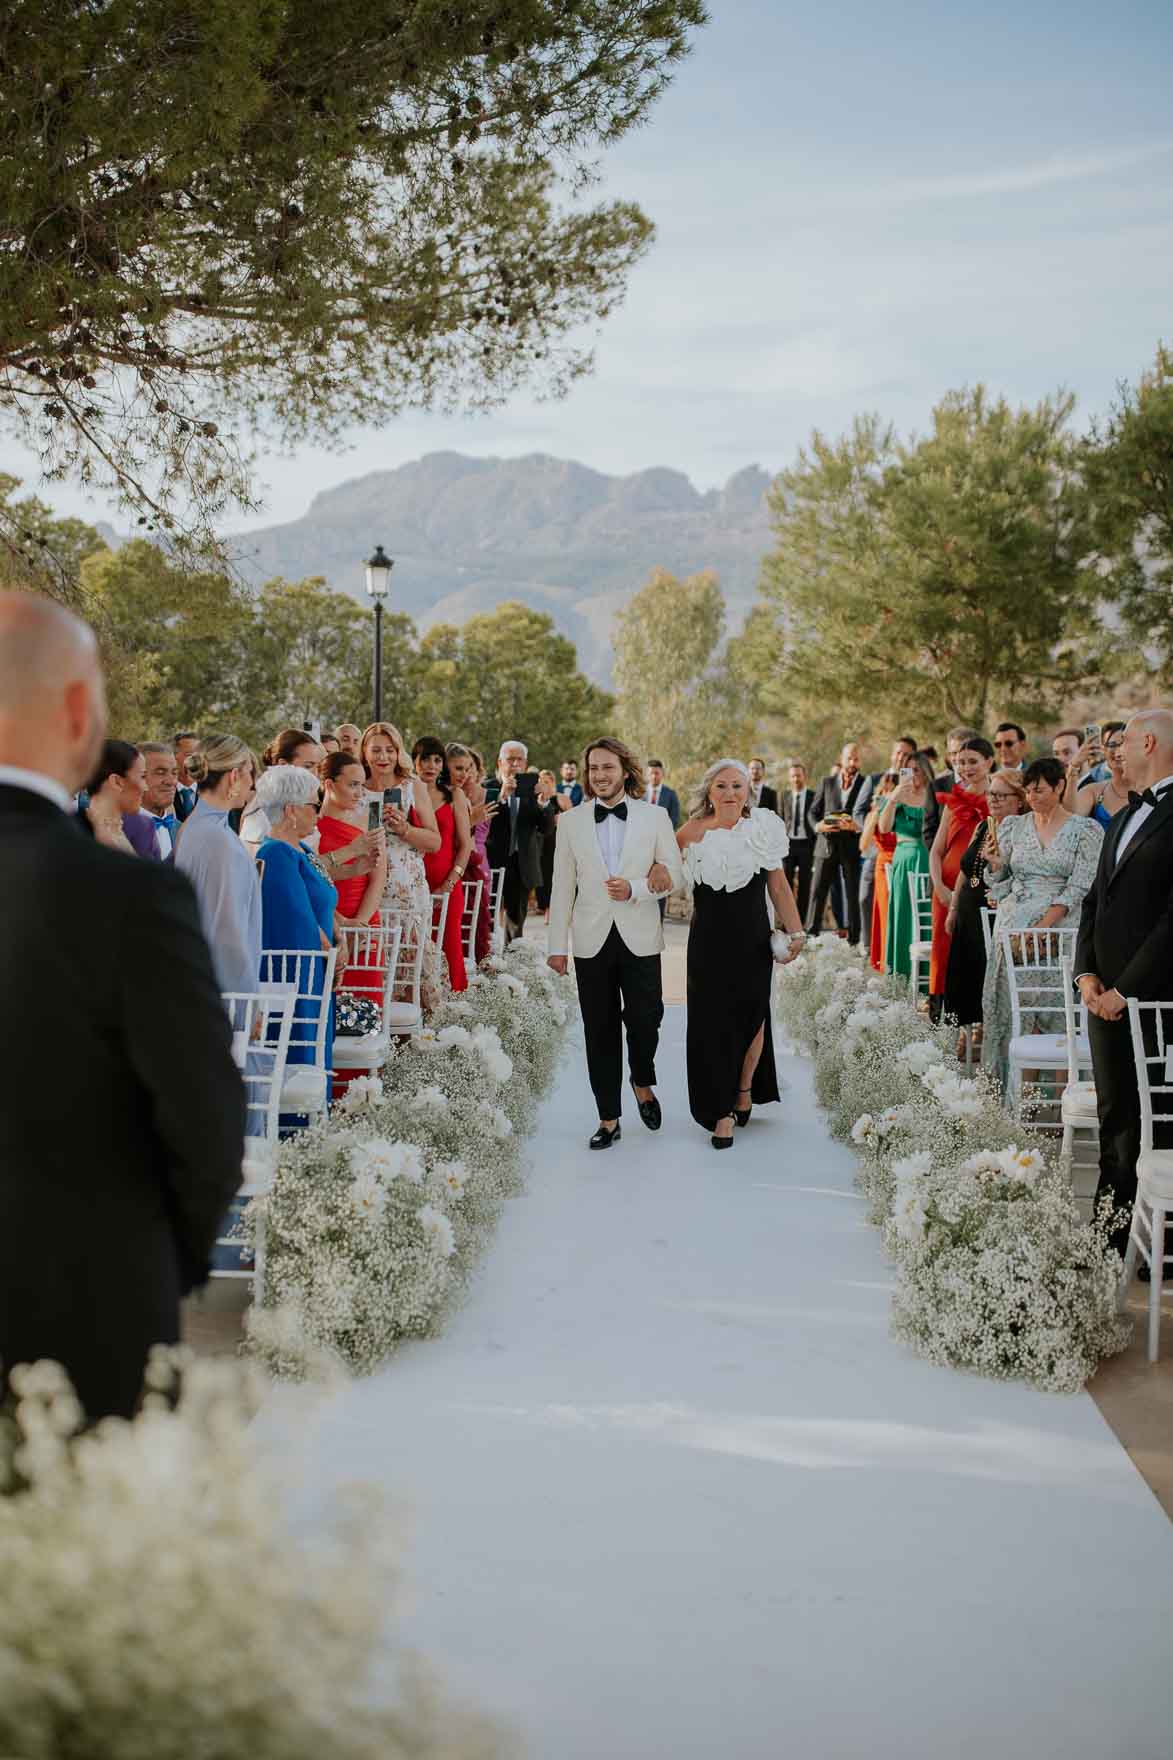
262, 727, 317, 768
323, 749, 364, 786
85, 739, 140, 796
186, 733, 254, 792
687, 757, 751, 821
412, 734, 452, 802
958, 734, 995, 763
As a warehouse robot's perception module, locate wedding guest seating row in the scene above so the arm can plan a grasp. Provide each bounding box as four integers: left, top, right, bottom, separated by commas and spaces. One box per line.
1122, 1000, 1173, 1361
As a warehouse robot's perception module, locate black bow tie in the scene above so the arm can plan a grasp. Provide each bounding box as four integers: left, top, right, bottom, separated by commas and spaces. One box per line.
595, 801, 627, 823
1127, 786, 1169, 811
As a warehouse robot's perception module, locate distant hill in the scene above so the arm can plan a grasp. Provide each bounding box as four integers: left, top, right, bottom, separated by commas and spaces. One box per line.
226, 451, 775, 682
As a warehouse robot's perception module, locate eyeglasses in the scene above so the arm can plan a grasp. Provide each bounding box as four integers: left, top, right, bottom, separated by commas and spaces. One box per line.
988, 791, 1019, 802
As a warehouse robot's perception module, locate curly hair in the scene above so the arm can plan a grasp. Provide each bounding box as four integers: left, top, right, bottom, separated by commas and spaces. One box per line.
581, 736, 645, 800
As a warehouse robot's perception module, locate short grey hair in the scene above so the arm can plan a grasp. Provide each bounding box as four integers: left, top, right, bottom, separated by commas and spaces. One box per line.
255, 765, 320, 814
688, 757, 751, 821
499, 739, 528, 762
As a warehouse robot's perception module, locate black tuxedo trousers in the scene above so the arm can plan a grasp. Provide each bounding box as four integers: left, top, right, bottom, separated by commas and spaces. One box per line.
1074, 794, 1173, 1229
573, 924, 663, 1120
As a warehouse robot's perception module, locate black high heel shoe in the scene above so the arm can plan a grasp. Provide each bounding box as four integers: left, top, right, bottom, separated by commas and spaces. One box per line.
733, 1086, 753, 1128
711, 1115, 735, 1150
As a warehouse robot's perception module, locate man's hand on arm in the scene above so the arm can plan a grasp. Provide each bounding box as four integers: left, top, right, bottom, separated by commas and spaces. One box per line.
547, 955, 568, 975
647, 861, 672, 896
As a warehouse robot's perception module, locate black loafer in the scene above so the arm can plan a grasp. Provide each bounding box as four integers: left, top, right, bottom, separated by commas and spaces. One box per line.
589, 1122, 621, 1151
630, 1082, 662, 1131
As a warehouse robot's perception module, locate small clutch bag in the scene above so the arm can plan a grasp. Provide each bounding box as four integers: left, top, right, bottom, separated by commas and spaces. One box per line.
770, 930, 803, 961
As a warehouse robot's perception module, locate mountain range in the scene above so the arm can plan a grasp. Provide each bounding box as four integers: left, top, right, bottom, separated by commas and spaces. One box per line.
225, 451, 776, 683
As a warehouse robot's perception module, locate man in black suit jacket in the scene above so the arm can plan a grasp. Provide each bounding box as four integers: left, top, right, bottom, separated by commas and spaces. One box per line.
780, 760, 818, 921
747, 758, 778, 816
805, 742, 867, 943
485, 738, 557, 943
1075, 709, 1173, 1234
0, 595, 244, 1420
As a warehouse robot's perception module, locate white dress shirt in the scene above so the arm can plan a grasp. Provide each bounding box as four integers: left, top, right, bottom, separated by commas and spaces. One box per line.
595, 804, 652, 900
1115, 773, 1173, 860
0, 764, 73, 813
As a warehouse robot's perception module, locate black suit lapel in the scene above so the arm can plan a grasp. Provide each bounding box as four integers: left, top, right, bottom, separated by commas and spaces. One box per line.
1109, 791, 1173, 884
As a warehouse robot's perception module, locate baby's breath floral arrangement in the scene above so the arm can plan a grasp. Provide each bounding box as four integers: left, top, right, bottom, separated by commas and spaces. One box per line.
248, 940, 577, 1377
0, 1352, 501, 1760
776, 938, 1130, 1392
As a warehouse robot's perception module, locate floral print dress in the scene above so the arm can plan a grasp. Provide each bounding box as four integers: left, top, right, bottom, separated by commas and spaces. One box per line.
365, 780, 444, 1017
979, 811, 1103, 1087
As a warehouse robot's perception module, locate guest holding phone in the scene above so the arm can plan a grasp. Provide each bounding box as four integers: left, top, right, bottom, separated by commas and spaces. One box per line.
927, 735, 995, 1009
361, 721, 443, 1011
877, 753, 935, 979
485, 738, 555, 944
447, 742, 496, 964
1073, 722, 1127, 829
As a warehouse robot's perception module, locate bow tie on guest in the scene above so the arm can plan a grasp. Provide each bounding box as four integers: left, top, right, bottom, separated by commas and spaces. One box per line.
595, 801, 628, 823
152, 812, 178, 835
1127, 786, 1170, 811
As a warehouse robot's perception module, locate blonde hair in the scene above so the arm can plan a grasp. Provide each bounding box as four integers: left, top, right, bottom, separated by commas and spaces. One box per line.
360, 721, 411, 782
186, 734, 255, 792
688, 757, 751, 820
990, 767, 1028, 808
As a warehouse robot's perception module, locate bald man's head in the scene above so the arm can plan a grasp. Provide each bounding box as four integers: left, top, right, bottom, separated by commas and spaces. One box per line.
0, 591, 107, 791
1120, 707, 1173, 791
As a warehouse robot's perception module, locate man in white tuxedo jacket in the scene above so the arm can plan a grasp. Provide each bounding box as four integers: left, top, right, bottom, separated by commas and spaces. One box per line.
548, 737, 685, 1149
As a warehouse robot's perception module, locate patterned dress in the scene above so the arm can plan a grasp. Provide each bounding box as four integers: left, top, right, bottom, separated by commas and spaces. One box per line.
979, 811, 1104, 1087
365, 780, 444, 1016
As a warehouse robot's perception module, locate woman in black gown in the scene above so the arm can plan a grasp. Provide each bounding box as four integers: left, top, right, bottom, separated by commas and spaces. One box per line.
679, 760, 806, 1147
942, 770, 1025, 1038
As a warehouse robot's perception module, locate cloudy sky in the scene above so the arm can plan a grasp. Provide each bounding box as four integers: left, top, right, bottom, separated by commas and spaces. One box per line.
6, 0, 1172, 528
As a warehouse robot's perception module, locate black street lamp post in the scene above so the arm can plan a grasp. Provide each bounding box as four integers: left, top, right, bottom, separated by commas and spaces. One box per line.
364, 544, 394, 721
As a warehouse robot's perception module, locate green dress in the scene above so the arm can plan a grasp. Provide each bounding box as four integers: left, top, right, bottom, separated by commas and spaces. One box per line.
885, 803, 929, 979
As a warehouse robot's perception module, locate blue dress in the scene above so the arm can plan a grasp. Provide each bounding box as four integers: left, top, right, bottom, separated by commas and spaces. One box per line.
257, 838, 338, 1084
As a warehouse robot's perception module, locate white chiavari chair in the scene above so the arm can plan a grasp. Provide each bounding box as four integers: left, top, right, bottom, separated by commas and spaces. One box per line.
998, 924, 1083, 1120
258, 946, 338, 1124
215, 986, 297, 1300
907, 872, 935, 1003
460, 877, 483, 969
488, 866, 506, 952
1058, 953, 1098, 1194
430, 889, 451, 952
330, 919, 407, 1078
1121, 999, 1173, 1360
980, 906, 998, 960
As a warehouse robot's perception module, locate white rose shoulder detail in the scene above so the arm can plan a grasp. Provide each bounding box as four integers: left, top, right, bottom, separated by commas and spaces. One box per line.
682, 806, 790, 894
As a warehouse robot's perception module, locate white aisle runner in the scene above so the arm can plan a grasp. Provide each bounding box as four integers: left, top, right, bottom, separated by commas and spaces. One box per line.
290, 1010, 1173, 1759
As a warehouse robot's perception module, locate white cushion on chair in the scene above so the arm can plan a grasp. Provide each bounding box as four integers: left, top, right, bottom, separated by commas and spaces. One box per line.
241, 1138, 278, 1193
279, 1066, 328, 1112
332, 1031, 389, 1070
1008, 1033, 1073, 1069
1060, 1081, 1098, 1120
910, 940, 933, 958
1137, 1152, 1173, 1204
386, 1001, 423, 1029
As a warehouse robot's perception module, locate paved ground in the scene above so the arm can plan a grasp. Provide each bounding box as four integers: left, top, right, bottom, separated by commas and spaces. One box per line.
275, 1014, 1173, 1760
184, 912, 1173, 1522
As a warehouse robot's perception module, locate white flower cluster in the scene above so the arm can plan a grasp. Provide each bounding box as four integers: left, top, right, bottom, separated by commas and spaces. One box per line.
247, 941, 578, 1379
0, 1352, 501, 1758
775, 937, 1130, 1392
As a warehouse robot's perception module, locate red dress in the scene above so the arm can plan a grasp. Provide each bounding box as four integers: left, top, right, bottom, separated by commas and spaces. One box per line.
317, 814, 382, 1004
869, 830, 898, 973
423, 799, 467, 992
929, 787, 988, 996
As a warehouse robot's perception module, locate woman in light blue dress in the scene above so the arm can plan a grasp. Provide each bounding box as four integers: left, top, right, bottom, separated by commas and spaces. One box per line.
174, 734, 261, 997
980, 757, 1103, 1088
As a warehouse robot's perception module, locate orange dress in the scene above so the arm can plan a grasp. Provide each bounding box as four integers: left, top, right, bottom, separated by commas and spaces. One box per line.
869, 830, 898, 973
423, 799, 467, 993
317, 814, 382, 1004
928, 787, 988, 996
